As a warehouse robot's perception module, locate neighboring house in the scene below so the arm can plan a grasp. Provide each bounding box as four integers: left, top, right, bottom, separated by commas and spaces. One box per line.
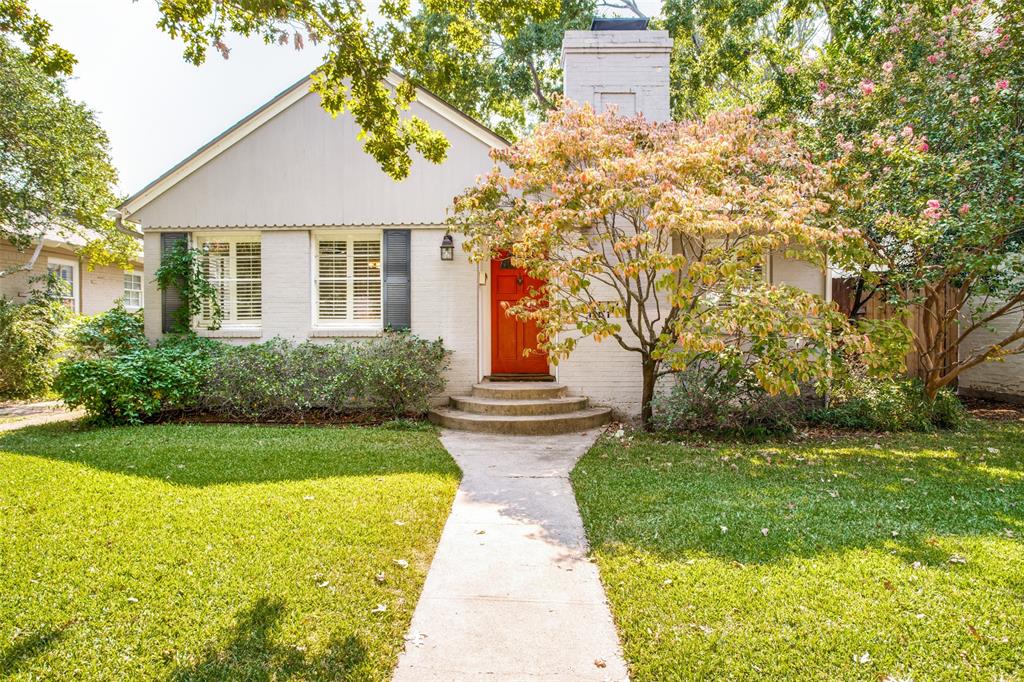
0, 230, 144, 315
120, 24, 828, 419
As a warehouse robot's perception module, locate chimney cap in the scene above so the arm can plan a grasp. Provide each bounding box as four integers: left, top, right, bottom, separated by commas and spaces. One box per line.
589, 17, 650, 31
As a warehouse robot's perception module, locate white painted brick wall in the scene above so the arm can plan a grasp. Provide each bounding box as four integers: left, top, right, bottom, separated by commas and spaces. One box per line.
959, 300, 1024, 401
143, 231, 165, 341
411, 228, 480, 400
561, 30, 673, 122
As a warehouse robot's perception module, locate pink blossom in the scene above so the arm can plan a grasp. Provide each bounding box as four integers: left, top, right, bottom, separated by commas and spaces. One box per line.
784, 65, 798, 75
997, 79, 1010, 90
882, 61, 894, 74
937, 37, 946, 48
860, 80, 875, 95
951, 5, 962, 15
981, 45, 993, 57
970, 95, 980, 104
923, 199, 944, 221
818, 80, 829, 94
901, 126, 914, 138
927, 199, 941, 209
958, 203, 970, 216
918, 140, 930, 153
927, 53, 940, 64
947, 72, 958, 81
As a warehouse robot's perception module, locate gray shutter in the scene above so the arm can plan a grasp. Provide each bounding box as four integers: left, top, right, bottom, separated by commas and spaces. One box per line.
382, 229, 411, 331
160, 232, 188, 333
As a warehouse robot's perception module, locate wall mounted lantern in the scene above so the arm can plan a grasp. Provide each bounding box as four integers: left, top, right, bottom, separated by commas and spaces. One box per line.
440, 233, 455, 261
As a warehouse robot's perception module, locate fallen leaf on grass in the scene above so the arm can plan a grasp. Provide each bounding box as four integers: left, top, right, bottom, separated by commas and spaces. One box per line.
371, 604, 387, 613
948, 554, 967, 565
394, 559, 409, 569
854, 652, 871, 664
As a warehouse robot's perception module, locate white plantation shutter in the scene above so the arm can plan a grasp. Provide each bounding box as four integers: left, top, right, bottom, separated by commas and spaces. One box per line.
352, 240, 382, 320
316, 233, 382, 326
235, 241, 262, 321
318, 240, 349, 320
196, 235, 262, 327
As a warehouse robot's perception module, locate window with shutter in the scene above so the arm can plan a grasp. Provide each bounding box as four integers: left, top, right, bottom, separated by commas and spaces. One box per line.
314, 232, 382, 328
194, 233, 262, 327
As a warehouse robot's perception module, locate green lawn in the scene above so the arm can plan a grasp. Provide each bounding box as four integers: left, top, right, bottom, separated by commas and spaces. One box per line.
573, 420, 1024, 681
0, 423, 460, 680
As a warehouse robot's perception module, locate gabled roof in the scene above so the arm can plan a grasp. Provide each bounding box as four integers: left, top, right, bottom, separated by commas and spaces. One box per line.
120, 71, 509, 219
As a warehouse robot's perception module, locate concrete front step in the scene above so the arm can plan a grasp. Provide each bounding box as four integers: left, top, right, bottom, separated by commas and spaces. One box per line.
470, 382, 568, 400
428, 406, 612, 436
450, 395, 590, 416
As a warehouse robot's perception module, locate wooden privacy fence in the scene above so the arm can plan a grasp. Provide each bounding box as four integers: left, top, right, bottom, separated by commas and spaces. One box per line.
831, 278, 959, 379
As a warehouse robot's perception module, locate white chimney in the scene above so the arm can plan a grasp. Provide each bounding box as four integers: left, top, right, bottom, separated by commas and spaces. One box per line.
561, 19, 673, 122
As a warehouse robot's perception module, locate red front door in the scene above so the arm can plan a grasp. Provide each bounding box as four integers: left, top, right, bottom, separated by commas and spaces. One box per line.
491, 256, 548, 375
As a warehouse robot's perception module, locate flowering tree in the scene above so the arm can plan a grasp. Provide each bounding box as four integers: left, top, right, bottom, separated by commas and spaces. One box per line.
452, 103, 864, 428
813, 0, 1024, 399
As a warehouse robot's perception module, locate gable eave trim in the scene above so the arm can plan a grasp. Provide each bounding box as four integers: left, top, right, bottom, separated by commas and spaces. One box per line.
121, 71, 508, 220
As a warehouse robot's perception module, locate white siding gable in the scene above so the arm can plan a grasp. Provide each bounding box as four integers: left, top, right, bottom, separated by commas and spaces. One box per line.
127, 85, 498, 229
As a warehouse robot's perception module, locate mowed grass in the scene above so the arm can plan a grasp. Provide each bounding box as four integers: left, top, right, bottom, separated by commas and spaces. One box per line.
573, 420, 1024, 681
0, 423, 460, 680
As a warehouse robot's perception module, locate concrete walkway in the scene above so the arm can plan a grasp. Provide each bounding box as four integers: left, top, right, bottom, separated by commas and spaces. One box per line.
393, 429, 628, 681
0, 401, 82, 431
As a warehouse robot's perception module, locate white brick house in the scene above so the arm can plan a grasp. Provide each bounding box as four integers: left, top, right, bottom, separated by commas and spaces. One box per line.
120, 25, 830, 419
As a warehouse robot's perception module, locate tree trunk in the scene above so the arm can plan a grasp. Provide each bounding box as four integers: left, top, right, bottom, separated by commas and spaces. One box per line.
641, 356, 657, 431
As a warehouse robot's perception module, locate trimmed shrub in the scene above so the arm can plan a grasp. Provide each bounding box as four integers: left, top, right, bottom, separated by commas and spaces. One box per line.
55, 332, 449, 424
0, 293, 71, 400
54, 335, 214, 425
196, 333, 449, 421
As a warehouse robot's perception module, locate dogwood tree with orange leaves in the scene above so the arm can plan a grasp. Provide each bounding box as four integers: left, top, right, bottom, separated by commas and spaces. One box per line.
451, 103, 870, 428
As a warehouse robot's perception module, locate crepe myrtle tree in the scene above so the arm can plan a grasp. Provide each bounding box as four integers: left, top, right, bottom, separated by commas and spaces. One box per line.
813, 0, 1024, 399
451, 103, 870, 428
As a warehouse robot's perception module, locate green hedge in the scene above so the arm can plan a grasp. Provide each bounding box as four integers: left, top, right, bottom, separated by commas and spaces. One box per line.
56, 333, 449, 425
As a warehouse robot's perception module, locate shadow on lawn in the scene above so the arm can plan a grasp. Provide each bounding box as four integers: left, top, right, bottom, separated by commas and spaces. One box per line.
578, 429, 1024, 567
0, 422, 458, 487
0, 627, 67, 677
171, 596, 368, 681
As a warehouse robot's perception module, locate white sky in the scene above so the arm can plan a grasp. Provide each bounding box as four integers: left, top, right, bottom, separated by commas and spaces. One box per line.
30, 0, 327, 196
29, 0, 664, 197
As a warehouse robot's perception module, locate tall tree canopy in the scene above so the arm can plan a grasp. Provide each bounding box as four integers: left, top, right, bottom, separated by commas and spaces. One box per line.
150, 0, 560, 177
0, 36, 135, 275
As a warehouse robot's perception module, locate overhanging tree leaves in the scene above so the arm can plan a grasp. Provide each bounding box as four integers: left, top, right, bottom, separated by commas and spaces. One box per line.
452, 102, 870, 428
0, 0, 75, 74
0, 36, 136, 276
151, 0, 560, 178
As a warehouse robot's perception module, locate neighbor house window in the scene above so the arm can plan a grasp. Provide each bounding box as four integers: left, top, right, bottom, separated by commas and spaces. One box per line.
123, 271, 143, 310
314, 232, 382, 327
46, 257, 78, 312
194, 234, 262, 327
